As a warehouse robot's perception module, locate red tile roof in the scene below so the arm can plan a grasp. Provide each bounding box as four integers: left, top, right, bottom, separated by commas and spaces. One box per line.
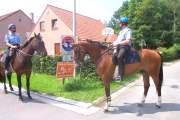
0, 10, 20, 22
48, 5, 116, 42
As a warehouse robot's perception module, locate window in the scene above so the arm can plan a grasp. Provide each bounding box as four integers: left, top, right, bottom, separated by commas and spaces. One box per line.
18, 18, 22, 22
51, 19, 58, 30
40, 21, 45, 31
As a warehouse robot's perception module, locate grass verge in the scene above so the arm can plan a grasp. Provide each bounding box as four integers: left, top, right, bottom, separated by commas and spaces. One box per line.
11, 73, 139, 103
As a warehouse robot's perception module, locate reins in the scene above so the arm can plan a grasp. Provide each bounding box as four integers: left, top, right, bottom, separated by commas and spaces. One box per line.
95, 46, 114, 64
16, 49, 41, 57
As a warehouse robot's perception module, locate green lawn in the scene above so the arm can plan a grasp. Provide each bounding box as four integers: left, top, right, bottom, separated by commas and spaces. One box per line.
11, 73, 139, 103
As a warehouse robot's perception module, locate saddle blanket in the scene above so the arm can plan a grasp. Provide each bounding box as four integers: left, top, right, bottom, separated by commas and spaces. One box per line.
112, 48, 140, 65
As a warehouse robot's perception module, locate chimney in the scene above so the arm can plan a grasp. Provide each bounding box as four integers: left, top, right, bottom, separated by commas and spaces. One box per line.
30, 12, 34, 23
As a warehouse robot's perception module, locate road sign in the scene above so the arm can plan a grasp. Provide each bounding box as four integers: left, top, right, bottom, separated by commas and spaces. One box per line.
61, 36, 74, 62
62, 51, 73, 61
62, 36, 74, 51
56, 62, 75, 78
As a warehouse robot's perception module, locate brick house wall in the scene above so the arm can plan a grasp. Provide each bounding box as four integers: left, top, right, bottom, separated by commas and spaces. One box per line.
31, 7, 72, 55
0, 10, 34, 48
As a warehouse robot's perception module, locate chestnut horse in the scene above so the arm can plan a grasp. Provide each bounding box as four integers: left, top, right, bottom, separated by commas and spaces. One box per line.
0, 33, 47, 100
72, 39, 163, 111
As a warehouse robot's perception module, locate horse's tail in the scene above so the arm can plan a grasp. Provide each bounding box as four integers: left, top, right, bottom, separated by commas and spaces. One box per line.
158, 52, 163, 89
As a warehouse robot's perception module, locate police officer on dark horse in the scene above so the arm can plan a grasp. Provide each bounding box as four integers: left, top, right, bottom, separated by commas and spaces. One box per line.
0, 24, 47, 100
4, 24, 21, 75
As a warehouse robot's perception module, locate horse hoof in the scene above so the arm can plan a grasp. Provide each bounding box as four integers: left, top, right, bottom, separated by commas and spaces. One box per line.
104, 108, 109, 112
104, 105, 109, 112
28, 96, 32, 99
155, 104, 161, 108
10, 87, 14, 91
19, 97, 24, 101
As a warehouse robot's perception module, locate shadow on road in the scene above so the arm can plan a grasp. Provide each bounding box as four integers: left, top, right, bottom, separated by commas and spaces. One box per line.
7, 91, 45, 104
105, 103, 180, 116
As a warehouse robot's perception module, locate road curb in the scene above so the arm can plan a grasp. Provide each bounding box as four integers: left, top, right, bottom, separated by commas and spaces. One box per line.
0, 76, 142, 115
0, 83, 99, 115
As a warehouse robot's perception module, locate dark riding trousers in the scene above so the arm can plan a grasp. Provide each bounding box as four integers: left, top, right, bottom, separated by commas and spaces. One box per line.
116, 45, 131, 79
5, 44, 19, 70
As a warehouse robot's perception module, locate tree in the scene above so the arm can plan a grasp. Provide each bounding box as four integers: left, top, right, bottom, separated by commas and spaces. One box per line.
109, 0, 180, 49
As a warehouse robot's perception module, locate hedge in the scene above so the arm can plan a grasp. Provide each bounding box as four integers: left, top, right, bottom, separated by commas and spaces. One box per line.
32, 56, 62, 75
160, 43, 180, 62
31, 43, 180, 75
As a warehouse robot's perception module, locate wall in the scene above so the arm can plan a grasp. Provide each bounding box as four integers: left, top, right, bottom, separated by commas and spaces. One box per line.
31, 7, 72, 55
0, 10, 34, 48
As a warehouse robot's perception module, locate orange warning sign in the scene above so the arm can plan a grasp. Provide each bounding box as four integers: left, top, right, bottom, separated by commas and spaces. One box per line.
56, 62, 75, 78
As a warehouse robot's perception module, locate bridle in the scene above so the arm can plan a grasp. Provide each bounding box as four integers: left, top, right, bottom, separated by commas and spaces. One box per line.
75, 44, 114, 65
16, 49, 41, 57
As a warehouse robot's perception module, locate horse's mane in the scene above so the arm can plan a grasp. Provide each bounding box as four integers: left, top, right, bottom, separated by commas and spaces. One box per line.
85, 39, 108, 50
20, 36, 34, 49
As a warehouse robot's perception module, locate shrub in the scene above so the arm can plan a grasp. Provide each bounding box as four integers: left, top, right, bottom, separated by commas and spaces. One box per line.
160, 44, 180, 62
32, 56, 62, 75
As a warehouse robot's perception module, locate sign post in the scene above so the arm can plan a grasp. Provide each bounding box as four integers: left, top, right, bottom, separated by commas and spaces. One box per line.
56, 36, 75, 84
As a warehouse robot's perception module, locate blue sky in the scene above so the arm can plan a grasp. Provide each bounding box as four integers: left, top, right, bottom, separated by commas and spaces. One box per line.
0, 0, 124, 22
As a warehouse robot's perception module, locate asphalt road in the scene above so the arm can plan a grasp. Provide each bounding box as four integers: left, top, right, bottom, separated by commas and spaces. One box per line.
0, 60, 180, 120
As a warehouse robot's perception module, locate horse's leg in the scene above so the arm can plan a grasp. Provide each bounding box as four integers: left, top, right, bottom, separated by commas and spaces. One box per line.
17, 74, 23, 100
151, 74, 161, 108
139, 71, 150, 106
26, 72, 32, 99
2, 74, 7, 93
7, 73, 14, 91
104, 83, 111, 111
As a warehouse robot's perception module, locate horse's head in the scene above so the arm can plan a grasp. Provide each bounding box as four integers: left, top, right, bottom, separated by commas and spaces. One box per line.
31, 33, 47, 56
72, 42, 88, 67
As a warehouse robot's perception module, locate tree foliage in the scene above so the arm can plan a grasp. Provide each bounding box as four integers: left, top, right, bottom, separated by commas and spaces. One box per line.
109, 0, 180, 49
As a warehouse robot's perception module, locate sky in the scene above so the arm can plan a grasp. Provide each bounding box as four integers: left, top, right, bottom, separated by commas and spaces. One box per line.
0, 0, 124, 23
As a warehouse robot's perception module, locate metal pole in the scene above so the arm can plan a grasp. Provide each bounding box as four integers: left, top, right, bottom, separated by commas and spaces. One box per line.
73, 0, 76, 41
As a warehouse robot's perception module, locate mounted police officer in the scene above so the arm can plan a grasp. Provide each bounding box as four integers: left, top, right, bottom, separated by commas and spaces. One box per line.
4, 24, 21, 73
113, 17, 132, 81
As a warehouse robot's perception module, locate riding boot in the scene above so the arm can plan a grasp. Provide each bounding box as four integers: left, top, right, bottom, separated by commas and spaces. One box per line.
117, 61, 124, 81
114, 47, 126, 82
114, 59, 124, 81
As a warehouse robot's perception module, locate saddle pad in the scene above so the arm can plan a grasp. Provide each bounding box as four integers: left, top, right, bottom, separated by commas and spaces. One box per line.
125, 49, 140, 64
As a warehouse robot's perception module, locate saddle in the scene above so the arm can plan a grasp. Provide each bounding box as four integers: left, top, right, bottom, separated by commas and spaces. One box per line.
112, 47, 140, 65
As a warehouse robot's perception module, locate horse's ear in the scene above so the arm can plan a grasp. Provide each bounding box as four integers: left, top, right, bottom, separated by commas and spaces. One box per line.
34, 32, 36, 37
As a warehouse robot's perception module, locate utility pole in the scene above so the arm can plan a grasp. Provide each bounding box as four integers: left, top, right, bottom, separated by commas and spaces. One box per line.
73, 0, 76, 41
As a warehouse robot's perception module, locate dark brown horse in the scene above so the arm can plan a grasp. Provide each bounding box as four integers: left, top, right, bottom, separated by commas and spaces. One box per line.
0, 33, 47, 100
72, 39, 163, 111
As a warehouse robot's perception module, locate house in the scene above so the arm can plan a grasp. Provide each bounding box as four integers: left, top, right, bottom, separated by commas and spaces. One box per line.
31, 4, 116, 56
0, 10, 35, 48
